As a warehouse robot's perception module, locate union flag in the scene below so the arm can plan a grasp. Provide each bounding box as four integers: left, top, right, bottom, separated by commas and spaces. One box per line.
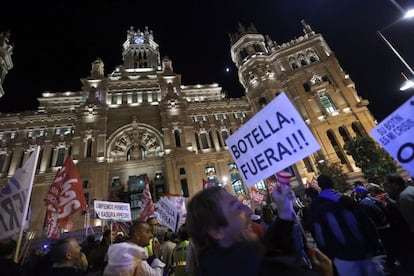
44, 156, 87, 228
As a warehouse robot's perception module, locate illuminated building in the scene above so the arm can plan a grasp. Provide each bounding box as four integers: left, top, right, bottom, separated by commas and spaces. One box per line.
0, 22, 378, 232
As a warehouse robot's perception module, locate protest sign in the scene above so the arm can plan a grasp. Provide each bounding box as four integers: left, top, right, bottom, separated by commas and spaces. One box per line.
225, 92, 320, 186
156, 197, 179, 232
94, 200, 131, 222
0, 147, 39, 239
371, 96, 414, 176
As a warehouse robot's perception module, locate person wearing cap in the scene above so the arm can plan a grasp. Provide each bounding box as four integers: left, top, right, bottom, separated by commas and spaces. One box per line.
309, 174, 384, 276
104, 221, 165, 276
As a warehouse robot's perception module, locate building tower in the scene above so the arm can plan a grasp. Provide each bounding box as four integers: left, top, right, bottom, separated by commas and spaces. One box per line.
0, 31, 13, 98
230, 21, 377, 183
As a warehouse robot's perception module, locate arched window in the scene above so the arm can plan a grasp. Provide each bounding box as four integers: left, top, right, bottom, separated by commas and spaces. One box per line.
303, 157, 314, 172
339, 126, 351, 142
0, 154, 6, 173
352, 122, 366, 137
307, 50, 319, 62
216, 131, 223, 148
37, 149, 43, 170
86, 138, 93, 158
174, 129, 181, 147
56, 148, 65, 166
298, 54, 308, 66
221, 130, 230, 146
228, 163, 245, 194
319, 93, 337, 113
200, 133, 209, 149
195, 133, 201, 150
240, 48, 248, 60
289, 57, 299, 69
327, 130, 347, 164
259, 97, 267, 108
209, 132, 215, 148
253, 44, 263, 53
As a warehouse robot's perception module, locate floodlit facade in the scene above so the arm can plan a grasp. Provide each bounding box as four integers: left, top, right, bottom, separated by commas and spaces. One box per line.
0, 22, 377, 233
230, 21, 377, 186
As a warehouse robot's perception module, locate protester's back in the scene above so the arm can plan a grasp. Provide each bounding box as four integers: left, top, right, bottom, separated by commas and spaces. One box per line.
311, 194, 381, 260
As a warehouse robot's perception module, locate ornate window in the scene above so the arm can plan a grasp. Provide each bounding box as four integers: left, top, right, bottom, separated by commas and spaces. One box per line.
107, 122, 163, 162
298, 54, 308, 66
307, 50, 319, 62
229, 163, 246, 194
319, 93, 337, 114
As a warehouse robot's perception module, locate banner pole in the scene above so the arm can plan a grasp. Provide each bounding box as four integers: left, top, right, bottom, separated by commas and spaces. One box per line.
14, 146, 40, 263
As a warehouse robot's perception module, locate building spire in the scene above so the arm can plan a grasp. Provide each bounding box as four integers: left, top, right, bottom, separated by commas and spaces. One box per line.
0, 30, 14, 98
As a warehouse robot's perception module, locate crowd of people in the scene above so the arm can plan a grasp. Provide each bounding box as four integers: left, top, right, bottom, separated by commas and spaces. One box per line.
1, 173, 413, 276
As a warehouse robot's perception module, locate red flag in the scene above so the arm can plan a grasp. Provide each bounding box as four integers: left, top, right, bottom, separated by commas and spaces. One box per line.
251, 187, 266, 204
139, 177, 155, 221
203, 179, 214, 189
44, 211, 60, 239
310, 175, 321, 192
44, 156, 87, 227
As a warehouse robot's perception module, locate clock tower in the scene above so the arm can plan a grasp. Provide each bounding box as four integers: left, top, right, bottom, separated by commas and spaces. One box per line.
122, 26, 161, 70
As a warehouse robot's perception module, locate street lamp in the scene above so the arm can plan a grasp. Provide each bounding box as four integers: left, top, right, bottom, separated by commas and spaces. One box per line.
377, 30, 414, 91
388, 0, 414, 18
400, 72, 414, 91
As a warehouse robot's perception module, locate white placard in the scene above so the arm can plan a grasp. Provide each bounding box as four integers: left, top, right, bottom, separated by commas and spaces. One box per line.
94, 200, 131, 221
225, 92, 320, 186
156, 197, 179, 232
371, 96, 414, 177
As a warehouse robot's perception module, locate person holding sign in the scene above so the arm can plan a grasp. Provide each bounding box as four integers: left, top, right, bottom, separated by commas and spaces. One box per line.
186, 186, 333, 276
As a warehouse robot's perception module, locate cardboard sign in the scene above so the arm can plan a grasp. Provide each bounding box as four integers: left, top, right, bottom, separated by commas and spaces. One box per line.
371, 96, 414, 176
156, 197, 179, 232
94, 200, 131, 221
225, 92, 320, 186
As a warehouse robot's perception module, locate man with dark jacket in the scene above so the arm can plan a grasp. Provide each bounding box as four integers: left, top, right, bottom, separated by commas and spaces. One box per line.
310, 175, 383, 275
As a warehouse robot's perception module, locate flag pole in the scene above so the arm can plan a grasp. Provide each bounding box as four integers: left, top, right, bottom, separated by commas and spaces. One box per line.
14, 146, 40, 263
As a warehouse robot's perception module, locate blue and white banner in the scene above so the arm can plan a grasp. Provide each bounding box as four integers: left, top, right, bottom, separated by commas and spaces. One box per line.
0, 147, 39, 239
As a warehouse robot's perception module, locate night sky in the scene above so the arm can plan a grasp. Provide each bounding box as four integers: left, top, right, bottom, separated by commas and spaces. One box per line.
1, 0, 414, 122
